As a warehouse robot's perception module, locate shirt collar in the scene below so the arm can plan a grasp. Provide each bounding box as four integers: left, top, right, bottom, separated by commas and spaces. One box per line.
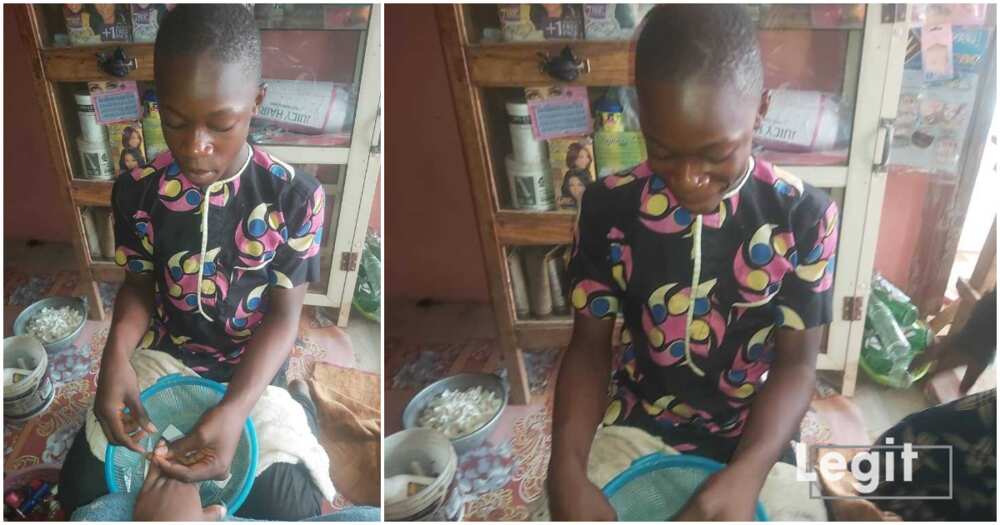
176, 143, 253, 194
721, 155, 754, 201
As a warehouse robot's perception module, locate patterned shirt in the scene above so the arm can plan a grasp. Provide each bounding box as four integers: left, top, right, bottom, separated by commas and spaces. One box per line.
112, 145, 325, 381
568, 157, 839, 462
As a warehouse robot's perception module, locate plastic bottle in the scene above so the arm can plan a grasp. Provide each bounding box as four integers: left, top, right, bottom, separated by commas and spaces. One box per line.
871, 273, 920, 326
867, 296, 914, 387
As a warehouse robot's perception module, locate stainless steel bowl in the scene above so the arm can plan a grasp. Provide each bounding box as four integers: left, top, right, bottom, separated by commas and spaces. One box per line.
402, 373, 508, 455
13, 296, 88, 353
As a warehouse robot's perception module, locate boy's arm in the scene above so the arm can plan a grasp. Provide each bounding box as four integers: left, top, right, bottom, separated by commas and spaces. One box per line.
677, 326, 821, 520
548, 313, 618, 521
220, 283, 307, 414
154, 284, 307, 482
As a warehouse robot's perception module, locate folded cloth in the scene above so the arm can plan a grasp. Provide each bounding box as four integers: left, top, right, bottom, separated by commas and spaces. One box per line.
84, 349, 336, 502
534, 425, 828, 521
307, 363, 381, 506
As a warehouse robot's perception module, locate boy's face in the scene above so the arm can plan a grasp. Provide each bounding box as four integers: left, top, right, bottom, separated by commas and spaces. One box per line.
638, 79, 763, 214
156, 53, 264, 188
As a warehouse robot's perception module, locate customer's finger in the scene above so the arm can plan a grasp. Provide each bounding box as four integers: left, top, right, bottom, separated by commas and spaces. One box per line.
959, 360, 987, 394
202, 504, 227, 521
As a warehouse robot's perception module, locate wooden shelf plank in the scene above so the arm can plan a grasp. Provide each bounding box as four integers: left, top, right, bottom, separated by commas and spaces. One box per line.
469, 41, 631, 87
514, 317, 625, 349
496, 210, 574, 245
42, 44, 155, 82
71, 179, 114, 207
90, 261, 124, 282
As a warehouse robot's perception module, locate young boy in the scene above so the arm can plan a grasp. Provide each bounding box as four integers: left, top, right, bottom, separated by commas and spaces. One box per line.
57, 5, 326, 520
548, 5, 839, 520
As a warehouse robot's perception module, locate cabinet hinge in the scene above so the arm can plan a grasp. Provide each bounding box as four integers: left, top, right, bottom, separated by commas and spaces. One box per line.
843, 296, 864, 321
340, 251, 360, 272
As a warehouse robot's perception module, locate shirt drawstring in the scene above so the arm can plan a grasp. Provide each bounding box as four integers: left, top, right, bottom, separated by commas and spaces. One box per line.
684, 214, 706, 376
194, 145, 253, 322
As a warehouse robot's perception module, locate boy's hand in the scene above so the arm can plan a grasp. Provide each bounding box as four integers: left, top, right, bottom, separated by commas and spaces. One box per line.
94, 352, 156, 454
153, 405, 244, 483
548, 465, 617, 521
674, 465, 759, 521
135, 440, 226, 521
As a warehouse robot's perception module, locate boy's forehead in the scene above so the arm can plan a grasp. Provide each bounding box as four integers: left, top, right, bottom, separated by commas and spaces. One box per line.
156, 53, 258, 104
638, 80, 758, 146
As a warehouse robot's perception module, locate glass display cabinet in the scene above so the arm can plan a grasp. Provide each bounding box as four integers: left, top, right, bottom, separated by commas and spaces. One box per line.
16, 3, 381, 327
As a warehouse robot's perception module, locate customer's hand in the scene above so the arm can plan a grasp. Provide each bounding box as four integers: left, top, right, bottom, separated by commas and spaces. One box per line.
94, 352, 155, 454
152, 404, 244, 482
674, 464, 759, 521
911, 334, 989, 394
548, 466, 616, 521
134, 440, 226, 521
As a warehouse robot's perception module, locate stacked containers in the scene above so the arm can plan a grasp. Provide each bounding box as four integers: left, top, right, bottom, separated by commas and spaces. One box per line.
504, 102, 555, 211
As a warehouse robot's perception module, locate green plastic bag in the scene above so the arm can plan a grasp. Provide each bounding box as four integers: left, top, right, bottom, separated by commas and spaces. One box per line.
353, 232, 381, 322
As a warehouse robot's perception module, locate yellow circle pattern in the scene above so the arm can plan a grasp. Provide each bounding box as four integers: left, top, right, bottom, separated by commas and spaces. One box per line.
647, 327, 664, 347
645, 194, 669, 216
746, 269, 770, 291
571, 286, 588, 309
690, 319, 709, 341
163, 179, 181, 197
668, 292, 690, 315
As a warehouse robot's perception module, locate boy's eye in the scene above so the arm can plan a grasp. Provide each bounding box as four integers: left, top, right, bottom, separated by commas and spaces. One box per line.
210, 124, 237, 133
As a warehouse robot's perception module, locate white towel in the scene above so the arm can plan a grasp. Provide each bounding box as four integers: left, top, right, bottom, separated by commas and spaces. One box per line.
85, 349, 336, 502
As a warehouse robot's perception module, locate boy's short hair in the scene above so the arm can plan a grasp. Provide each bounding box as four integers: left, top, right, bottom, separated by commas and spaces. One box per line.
635, 4, 763, 97
154, 4, 262, 83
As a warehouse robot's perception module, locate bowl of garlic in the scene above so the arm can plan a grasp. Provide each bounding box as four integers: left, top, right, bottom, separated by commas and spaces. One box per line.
13, 296, 88, 353
402, 373, 508, 454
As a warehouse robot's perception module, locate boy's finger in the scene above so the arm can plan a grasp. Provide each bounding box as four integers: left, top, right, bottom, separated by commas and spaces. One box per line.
152, 454, 213, 483
126, 396, 157, 434
104, 411, 145, 454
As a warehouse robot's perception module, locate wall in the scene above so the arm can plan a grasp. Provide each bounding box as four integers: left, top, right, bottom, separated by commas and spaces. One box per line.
3, 5, 75, 243
872, 172, 930, 292
385, 5, 490, 303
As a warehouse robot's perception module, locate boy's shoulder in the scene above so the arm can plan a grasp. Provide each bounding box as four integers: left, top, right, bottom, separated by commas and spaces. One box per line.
247, 146, 321, 204
111, 150, 175, 206
749, 159, 837, 225
581, 162, 651, 210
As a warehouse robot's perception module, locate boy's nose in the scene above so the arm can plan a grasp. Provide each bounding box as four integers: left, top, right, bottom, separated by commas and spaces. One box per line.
672, 160, 710, 193
186, 130, 214, 157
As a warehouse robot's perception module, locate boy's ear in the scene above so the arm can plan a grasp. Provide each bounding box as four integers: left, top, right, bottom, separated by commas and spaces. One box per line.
754, 89, 771, 131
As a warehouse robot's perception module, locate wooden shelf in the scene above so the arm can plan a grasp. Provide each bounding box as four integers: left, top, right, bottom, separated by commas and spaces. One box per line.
42, 43, 155, 82
90, 260, 124, 282
496, 210, 574, 245
469, 41, 632, 87
514, 317, 625, 349
71, 179, 113, 207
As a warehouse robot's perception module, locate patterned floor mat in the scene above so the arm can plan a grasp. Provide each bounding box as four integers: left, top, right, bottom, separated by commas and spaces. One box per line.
3, 267, 359, 512
386, 339, 866, 521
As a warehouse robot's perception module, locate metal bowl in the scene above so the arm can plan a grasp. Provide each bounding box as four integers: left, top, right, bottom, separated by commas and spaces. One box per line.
402, 373, 508, 455
13, 296, 88, 353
